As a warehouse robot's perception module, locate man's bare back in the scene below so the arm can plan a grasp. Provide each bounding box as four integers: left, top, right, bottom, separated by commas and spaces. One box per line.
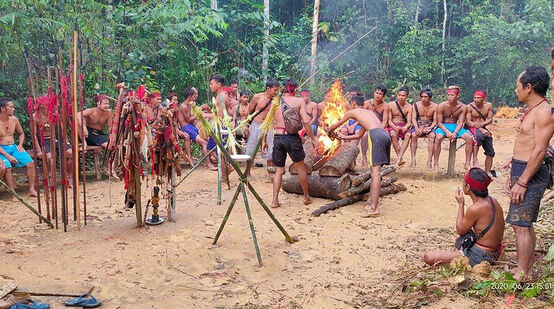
468, 196, 505, 249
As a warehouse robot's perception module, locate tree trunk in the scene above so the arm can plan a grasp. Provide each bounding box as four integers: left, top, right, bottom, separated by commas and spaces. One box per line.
338, 175, 398, 199
362, 183, 407, 200
309, 0, 320, 86
318, 143, 360, 177
289, 140, 319, 174
350, 165, 396, 187
262, 0, 269, 82
282, 173, 351, 200
211, 0, 217, 10
441, 0, 447, 87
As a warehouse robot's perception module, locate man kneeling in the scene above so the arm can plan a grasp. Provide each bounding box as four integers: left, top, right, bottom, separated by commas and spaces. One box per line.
424, 168, 504, 266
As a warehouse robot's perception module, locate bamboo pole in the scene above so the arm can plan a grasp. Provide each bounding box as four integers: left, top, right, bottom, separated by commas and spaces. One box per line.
68, 43, 77, 222
47, 67, 58, 229
0, 180, 53, 228
173, 148, 215, 188
241, 182, 262, 266
58, 48, 70, 232
77, 50, 87, 226
73, 30, 81, 230
212, 184, 242, 244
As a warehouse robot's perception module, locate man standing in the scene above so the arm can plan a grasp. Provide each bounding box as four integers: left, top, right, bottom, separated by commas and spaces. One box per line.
387, 85, 412, 167
465, 90, 494, 173
362, 85, 389, 167
209, 74, 232, 116
409, 88, 438, 169
232, 90, 251, 150
269, 79, 316, 208
508, 66, 554, 280
299, 89, 319, 135
77, 94, 112, 149
0, 98, 37, 196
327, 95, 391, 217
433, 86, 474, 172
246, 79, 280, 179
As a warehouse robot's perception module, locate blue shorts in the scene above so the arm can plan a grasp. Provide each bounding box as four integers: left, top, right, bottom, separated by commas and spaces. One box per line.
0, 144, 33, 168
347, 120, 362, 135
181, 124, 199, 141
435, 123, 469, 138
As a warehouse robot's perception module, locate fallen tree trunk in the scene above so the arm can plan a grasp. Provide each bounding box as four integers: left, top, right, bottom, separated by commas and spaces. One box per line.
282, 173, 351, 200
350, 165, 396, 186
338, 176, 398, 199
289, 140, 320, 175
318, 143, 360, 177
312, 182, 407, 216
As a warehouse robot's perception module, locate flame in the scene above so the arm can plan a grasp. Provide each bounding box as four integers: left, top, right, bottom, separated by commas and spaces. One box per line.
318, 80, 347, 156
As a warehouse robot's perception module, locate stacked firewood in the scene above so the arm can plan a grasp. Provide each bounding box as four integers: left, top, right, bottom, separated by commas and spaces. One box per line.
281, 141, 406, 216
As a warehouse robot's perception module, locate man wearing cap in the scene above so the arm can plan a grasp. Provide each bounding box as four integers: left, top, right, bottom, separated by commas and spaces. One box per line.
77, 93, 112, 149
466, 90, 494, 173
433, 86, 475, 172
424, 168, 504, 266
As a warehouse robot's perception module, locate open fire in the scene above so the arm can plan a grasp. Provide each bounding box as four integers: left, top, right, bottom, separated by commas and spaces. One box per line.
318, 80, 347, 156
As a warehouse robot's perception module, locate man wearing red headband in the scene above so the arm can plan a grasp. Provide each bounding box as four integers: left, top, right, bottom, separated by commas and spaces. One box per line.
433, 86, 475, 172
508, 66, 554, 280
77, 93, 112, 149
424, 168, 504, 267
299, 89, 319, 135
466, 90, 494, 173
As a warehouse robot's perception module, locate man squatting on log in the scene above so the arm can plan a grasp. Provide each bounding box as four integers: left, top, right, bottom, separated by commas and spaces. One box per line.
246, 79, 280, 179
408, 87, 437, 169
76, 94, 112, 149
424, 168, 504, 266
507, 66, 554, 280
433, 86, 475, 172
0, 98, 37, 196
465, 90, 495, 173
326, 94, 392, 218
387, 85, 413, 167
267, 79, 316, 208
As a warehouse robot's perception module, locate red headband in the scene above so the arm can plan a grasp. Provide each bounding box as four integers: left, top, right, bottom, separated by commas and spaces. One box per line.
464, 168, 492, 191
447, 88, 460, 95
474, 90, 486, 98
150, 92, 162, 99
300, 90, 310, 95
285, 84, 297, 95
96, 94, 108, 103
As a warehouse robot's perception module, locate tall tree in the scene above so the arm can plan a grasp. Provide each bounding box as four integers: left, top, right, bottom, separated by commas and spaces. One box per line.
262, 0, 269, 82
441, 0, 448, 86
309, 0, 321, 86
211, 0, 217, 10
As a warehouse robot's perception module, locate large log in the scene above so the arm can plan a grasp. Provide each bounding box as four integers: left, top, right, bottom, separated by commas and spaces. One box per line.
289, 140, 320, 175
338, 175, 398, 199
282, 173, 351, 200
312, 182, 407, 216
350, 165, 396, 187
318, 143, 360, 177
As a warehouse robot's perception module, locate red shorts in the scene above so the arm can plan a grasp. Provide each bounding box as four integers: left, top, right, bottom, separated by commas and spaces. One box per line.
386, 122, 407, 139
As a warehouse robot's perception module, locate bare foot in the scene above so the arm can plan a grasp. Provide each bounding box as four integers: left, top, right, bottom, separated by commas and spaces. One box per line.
410, 161, 417, 169
207, 166, 218, 171
510, 268, 528, 281
434, 164, 439, 173
271, 201, 280, 208
361, 205, 379, 218
29, 189, 38, 197
304, 197, 312, 205
426, 160, 432, 169
464, 163, 472, 170
395, 161, 406, 169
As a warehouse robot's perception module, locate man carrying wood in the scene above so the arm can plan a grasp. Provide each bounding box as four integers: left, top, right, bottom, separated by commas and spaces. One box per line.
433, 86, 474, 172
387, 85, 413, 167
77, 94, 112, 149
267, 79, 316, 208
0, 98, 37, 196
465, 90, 494, 174
327, 95, 391, 217
361, 85, 389, 167
507, 66, 554, 280
246, 79, 280, 179
409, 87, 438, 169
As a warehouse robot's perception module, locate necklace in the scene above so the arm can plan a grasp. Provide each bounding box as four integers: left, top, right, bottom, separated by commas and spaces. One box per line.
520, 98, 547, 122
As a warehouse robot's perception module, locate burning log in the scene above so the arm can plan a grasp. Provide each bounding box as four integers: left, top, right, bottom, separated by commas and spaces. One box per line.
289, 139, 320, 175
350, 165, 396, 187
282, 173, 351, 200
318, 143, 360, 177
338, 176, 398, 199
312, 182, 407, 216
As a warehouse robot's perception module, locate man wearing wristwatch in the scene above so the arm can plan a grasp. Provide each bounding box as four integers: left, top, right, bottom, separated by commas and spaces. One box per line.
508, 66, 554, 280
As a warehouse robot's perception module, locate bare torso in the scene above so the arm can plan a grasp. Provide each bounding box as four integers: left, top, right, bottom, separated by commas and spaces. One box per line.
249, 92, 274, 124
414, 101, 437, 127
466, 102, 492, 128
439, 101, 465, 124
0, 116, 18, 145
469, 197, 504, 250
364, 99, 387, 124
347, 108, 383, 131
34, 110, 53, 139
85, 107, 111, 130
513, 101, 550, 161
177, 101, 196, 127
389, 101, 411, 123
306, 101, 319, 123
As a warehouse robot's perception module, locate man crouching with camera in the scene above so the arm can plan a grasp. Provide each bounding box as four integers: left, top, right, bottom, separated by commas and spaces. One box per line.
424, 168, 505, 266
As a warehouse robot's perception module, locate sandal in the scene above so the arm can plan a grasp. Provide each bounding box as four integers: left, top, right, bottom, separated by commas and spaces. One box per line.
65, 294, 102, 308
10, 300, 50, 309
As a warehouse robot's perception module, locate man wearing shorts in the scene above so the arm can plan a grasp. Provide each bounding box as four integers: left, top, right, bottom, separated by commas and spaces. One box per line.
387, 85, 413, 167
327, 94, 391, 218
0, 98, 37, 196
409, 87, 437, 169
361, 85, 389, 167
268, 79, 316, 208
508, 66, 554, 280
77, 94, 112, 149
465, 90, 494, 173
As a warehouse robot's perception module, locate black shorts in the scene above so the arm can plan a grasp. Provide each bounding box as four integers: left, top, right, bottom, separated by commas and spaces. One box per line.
85, 127, 109, 146
272, 134, 305, 168
42, 138, 70, 154
368, 128, 391, 167
473, 129, 495, 157
506, 159, 550, 227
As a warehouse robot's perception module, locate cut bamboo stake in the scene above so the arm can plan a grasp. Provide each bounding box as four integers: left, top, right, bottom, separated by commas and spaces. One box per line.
241, 182, 263, 266
0, 180, 53, 228
73, 29, 81, 230
77, 52, 87, 226
173, 148, 215, 188
47, 67, 58, 229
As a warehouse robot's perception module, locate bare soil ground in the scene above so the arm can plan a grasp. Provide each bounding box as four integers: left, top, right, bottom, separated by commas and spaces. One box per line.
1, 118, 552, 308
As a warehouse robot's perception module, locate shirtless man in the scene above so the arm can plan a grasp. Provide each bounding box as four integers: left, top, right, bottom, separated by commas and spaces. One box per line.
299, 89, 319, 135
77, 94, 112, 149
145, 91, 163, 125
232, 90, 250, 150
327, 94, 391, 217
340, 86, 362, 139
433, 86, 474, 172
0, 98, 37, 196
268, 79, 316, 208
177, 87, 216, 170
167, 92, 179, 109
246, 79, 280, 178
229, 79, 240, 101
210, 74, 232, 117
409, 88, 438, 169
507, 67, 554, 280
465, 90, 494, 173
387, 86, 413, 166
424, 168, 504, 266
361, 85, 389, 167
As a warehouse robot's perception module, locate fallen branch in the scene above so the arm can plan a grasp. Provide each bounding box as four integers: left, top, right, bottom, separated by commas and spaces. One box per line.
15, 286, 94, 298
338, 176, 398, 199
362, 183, 407, 200
350, 165, 396, 187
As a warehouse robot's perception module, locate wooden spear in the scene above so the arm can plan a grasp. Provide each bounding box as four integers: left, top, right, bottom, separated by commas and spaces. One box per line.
72, 29, 81, 230
77, 48, 87, 226
58, 47, 70, 231
47, 66, 59, 229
